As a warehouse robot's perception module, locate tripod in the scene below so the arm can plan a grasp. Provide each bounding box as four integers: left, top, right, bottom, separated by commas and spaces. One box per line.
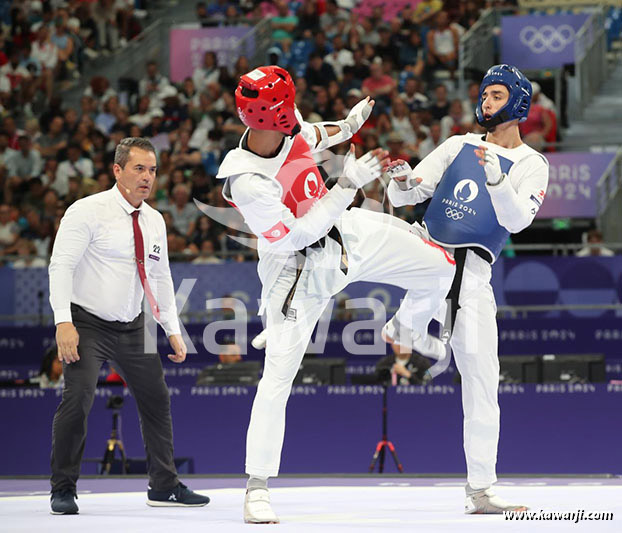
101, 408, 129, 474
368, 383, 404, 473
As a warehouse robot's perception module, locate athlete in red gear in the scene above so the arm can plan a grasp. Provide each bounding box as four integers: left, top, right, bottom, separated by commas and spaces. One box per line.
216, 66, 456, 523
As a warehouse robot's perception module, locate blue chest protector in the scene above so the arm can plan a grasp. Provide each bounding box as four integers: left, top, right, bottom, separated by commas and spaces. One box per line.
423, 143, 514, 262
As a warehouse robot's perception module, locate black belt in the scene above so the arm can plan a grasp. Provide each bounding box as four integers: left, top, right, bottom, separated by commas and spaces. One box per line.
440, 246, 492, 342
281, 226, 348, 318
469, 246, 493, 264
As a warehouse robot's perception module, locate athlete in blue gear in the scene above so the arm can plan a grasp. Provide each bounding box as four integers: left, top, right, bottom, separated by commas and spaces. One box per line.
384, 64, 549, 514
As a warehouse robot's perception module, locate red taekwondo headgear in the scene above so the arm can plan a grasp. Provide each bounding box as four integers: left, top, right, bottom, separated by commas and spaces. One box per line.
235, 65, 300, 137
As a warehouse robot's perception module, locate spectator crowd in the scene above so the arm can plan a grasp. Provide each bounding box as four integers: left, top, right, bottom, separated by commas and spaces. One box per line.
0, 0, 572, 268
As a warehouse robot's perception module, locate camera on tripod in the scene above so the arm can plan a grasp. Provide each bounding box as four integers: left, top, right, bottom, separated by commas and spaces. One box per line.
106, 395, 124, 410
100, 394, 128, 474
351, 369, 404, 473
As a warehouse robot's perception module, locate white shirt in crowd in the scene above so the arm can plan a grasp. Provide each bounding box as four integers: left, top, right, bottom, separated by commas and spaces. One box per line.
0, 62, 30, 84
139, 74, 173, 110
432, 28, 456, 56
4, 148, 43, 179
324, 48, 354, 79
400, 90, 428, 110
0, 220, 19, 248
391, 116, 417, 146
53, 157, 95, 197
49, 185, 181, 336
31, 40, 58, 70
440, 113, 473, 140
576, 245, 614, 257
13, 257, 47, 269
418, 134, 445, 160
192, 67, 219, 92
129, 111, 153, 130
0, 74, 10, 94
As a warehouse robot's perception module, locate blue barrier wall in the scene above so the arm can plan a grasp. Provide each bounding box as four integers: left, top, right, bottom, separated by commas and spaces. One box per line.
1, 319, 622, 381
3, 256, 622, 321
1, 384, 621, 476
2, 257, 621, 476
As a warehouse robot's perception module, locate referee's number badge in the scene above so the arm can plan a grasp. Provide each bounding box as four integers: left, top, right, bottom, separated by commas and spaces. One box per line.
149, 244, 161, 262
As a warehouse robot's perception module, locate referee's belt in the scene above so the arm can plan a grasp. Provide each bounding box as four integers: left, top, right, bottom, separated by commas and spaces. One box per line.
281, 226, 348, 318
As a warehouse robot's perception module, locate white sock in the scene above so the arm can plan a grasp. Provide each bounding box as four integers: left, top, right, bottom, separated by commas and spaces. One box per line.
247, 476, 268, 492
466, 483, 490, 495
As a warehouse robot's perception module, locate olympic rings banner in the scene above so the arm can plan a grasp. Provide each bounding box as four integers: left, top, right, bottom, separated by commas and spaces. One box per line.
501, 14, 589, 69
169, 25, 251, 82
537, 152, 616, 219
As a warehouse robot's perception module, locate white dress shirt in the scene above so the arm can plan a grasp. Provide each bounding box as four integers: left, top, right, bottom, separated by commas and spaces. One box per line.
49, 185, 181, 336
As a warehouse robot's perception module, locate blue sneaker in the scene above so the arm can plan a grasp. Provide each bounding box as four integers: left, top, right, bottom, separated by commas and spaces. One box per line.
147, 482, 210, 507
50, 489, 79, 515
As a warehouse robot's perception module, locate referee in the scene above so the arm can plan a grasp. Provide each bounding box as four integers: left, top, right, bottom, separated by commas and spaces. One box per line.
48, 137, 209, 514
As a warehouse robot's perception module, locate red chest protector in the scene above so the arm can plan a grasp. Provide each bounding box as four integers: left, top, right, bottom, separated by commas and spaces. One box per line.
224, 134, 327, 220
277, 135, 327, 217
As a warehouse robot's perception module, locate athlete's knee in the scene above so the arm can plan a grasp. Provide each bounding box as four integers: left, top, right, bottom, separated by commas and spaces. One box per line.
255, 377, 294, 409
258, 364, 298, 391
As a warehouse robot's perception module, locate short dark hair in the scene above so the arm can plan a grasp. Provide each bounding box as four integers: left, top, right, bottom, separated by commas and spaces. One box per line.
114, 137, 156, 168
39, 345, 58, 378
588, 229, 603, 241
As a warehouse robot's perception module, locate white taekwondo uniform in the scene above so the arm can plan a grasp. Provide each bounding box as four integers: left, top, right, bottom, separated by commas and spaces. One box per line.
388, 132, 549, 489
217, 120, 456, 478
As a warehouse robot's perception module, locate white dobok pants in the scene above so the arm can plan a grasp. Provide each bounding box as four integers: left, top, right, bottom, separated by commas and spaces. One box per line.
246, 208, 455, 478
395, 244, 500, 490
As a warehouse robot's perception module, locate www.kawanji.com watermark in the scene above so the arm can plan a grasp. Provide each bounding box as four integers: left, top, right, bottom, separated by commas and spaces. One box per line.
504, 510, 614, 522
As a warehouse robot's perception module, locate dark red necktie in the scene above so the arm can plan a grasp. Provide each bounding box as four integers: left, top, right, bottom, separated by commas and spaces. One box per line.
131, 210, 161, 321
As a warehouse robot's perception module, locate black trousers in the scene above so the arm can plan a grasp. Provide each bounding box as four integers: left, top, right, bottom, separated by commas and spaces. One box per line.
50, 304, 179, 492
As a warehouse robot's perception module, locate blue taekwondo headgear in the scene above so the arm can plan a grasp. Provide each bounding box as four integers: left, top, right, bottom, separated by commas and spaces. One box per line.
475, 64, 532, 130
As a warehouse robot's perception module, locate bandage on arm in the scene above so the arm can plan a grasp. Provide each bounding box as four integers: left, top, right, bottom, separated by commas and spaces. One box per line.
229, 172, 356, 252
298, 98, 373, 153
300, 117, 353, 153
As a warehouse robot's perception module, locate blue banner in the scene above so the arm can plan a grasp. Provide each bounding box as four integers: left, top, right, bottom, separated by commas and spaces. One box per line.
4, 256, 621, 321
538, 152, 616, 219
501, 14, 589, 69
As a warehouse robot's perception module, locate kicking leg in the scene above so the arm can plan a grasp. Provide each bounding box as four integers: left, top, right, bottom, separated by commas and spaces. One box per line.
348, 209, 455, 339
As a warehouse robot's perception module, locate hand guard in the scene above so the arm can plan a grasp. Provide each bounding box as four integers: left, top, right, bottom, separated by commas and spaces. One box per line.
344, 97, 374, 134
479, 147, 505, 186
386, 160, 420, 191
341, 149, 382, 189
